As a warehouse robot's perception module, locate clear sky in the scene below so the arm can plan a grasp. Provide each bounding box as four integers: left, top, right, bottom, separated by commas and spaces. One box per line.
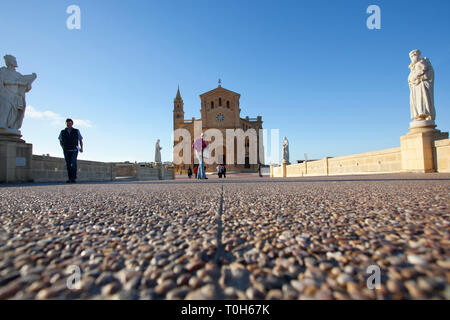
2, 0, 449, 163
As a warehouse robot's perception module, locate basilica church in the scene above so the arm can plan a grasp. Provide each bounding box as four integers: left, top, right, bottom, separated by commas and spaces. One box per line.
173, 82, 264, 172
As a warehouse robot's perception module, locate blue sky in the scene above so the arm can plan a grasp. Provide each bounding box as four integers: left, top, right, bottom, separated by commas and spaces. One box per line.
2, 0, 449, 163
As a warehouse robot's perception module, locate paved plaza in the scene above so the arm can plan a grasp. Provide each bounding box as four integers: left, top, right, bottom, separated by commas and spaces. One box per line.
0, 173, 449, 300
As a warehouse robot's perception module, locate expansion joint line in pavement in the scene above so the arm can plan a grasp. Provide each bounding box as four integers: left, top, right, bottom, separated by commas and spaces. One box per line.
211, 184, 226, 299
214, 184, 225, 265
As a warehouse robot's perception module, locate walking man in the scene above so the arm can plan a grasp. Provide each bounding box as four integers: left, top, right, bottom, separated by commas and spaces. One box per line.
59, 119, 83, 183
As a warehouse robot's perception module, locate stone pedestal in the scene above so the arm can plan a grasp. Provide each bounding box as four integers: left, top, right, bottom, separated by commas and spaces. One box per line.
156, 164, 163, 180
0, 134, 33, 183
400, 121, 448, 173
281, 161, 288, 178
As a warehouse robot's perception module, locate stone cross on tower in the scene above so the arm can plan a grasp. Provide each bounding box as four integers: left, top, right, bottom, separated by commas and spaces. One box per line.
218, 78, 221, 87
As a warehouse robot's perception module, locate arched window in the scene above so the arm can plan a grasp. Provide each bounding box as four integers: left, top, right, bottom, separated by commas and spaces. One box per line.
211, 101, 214, 109
219, 98, 222, 107
227, 101, 230, 108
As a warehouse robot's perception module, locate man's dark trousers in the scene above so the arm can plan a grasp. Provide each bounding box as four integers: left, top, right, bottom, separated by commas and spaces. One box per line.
64, 150, 78, 181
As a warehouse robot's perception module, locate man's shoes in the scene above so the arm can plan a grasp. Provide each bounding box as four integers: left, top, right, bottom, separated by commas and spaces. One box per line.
66, 180, 71, 183
71, 180, 77, 183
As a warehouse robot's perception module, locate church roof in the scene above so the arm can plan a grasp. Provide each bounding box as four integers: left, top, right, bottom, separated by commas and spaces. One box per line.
199, 85, 240, 98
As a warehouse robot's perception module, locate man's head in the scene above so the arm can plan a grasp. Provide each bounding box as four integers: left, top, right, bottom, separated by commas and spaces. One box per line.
66, 118, 74, 129
409, 49, 421, 64
4, 55, 18, 69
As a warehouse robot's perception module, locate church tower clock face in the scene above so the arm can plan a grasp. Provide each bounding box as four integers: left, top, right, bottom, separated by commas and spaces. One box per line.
216, 113, 225, 123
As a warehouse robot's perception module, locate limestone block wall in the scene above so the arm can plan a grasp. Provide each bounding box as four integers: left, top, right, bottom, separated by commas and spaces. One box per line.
163, 168, 175, 180
31, 155, 115, 182
271, 147, 403, 178
115, 163, 137, 177
285, 158, 330, 177
30, 156, 175, 182
327, 147, 401, 175
136, 165, 175, 181
286, 163, 305, 177
434, 139, 450, 173
272, 165, 282, 177
136, 166, 160, 180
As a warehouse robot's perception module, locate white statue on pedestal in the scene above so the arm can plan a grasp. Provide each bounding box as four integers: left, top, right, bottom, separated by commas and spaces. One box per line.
408, 49, 435, 122
155, 139, 162, 164
282, 136, 289, 164
0, 55, 37, 134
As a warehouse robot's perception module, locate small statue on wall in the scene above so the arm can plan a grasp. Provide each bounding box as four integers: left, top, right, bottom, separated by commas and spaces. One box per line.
282, 136, 289, 164
155, 139, 162, 164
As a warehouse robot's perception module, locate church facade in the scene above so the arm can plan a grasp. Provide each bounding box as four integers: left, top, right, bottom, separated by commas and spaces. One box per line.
173, 82, 264, 172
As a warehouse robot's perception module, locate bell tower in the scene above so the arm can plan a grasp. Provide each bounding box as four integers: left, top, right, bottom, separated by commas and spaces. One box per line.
173, 86, 184, 127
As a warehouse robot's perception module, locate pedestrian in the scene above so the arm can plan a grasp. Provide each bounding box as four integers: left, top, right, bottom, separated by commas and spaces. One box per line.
258, 162, 262, 177
188, 167, 192, 179
194, 166, 198, 179
217, 165, 222, 178
59, 118, 83, 183
192, 133, 208, 180
222, 165, 226, 178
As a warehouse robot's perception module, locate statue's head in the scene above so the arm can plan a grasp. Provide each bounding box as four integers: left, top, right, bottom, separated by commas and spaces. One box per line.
409, 49, 421, 64
157, 139, 160, 143
4, 54, 18, 68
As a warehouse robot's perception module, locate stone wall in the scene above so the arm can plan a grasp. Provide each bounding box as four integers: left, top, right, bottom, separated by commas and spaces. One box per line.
136, 165, 175, 180
136, 166, 160, 180
162, 167, 176, 180
272, 148, 401, 177
30, 156, 175, 183
327, 147, 402, 175
271, 165, 282, 178
31, 155, 115, 182
434, 139, 450, 173
272, 147, 401, 178
115, 163, 137, 177
271, 136, 450, 178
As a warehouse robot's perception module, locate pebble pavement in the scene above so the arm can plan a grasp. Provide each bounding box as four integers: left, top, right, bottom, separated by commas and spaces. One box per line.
0, 173, 449, 300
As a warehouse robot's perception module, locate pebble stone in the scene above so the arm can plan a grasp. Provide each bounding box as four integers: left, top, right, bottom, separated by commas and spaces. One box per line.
0, 173, 448, 299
